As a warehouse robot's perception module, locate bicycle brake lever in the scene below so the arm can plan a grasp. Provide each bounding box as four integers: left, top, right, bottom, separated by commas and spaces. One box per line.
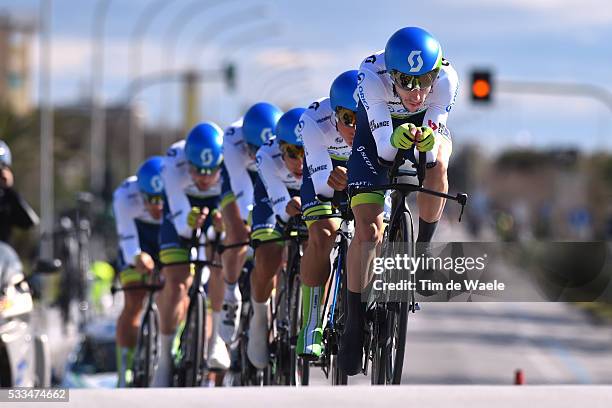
456, 193, 468, 222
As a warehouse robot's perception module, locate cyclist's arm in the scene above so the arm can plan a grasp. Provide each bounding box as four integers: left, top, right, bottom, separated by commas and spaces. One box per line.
224, 129, 254, 220
161, 156, 193, 239
301, 114, 336, 200
358, 65, 397, 163
112, 186, 141, 264
256, 148, 292, 223
419, 67, 458, 165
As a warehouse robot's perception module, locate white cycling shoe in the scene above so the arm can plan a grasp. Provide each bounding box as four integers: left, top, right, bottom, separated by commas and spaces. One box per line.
207, 333, 231, 371
220, 285, 242, 344
246, 300, 269, 369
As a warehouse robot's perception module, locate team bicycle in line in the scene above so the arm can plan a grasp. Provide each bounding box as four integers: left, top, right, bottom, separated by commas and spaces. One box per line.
112, 26, 459, 387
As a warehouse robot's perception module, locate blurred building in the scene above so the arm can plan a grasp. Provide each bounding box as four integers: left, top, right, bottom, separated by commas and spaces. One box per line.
0, 13, 34, 115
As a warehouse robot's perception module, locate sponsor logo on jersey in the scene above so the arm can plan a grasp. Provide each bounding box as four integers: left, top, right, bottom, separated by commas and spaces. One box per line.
308, 101, 320, 110
316, 115, 331, 124
356, 145, 378, 175
308, 164, 327, 175
357, 72, 365, 84
335, 137, 344, 144
358, 85, 369, 110
437, 122, 450, 137
407, 50, 423, 73
271, 196, 286, 207
369, 120, 390, 132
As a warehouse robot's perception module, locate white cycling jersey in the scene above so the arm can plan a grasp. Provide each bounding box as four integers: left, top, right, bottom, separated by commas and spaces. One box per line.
357, 50, 459, 163
300, 97, 351, 199
223, 118, 257, 220
162, 140, 221, 239
112, 176, 160, 262
256, 139, 302, 222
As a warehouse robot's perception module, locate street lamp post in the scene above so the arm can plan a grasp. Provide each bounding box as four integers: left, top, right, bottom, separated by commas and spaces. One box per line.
128, 0, 176, 171
39, 0, 54, 259
89, 0, 112, 197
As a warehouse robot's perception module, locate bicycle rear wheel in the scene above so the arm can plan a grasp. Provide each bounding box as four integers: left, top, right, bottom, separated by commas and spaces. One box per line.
329, 242, 348, 386
289, 271, 309, 385
133, 303, 160, 387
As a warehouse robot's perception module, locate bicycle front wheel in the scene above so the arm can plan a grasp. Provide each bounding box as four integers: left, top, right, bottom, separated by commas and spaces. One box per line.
175, 293, 205, 387
133, 303, 160, 387
383, 210, 413, 384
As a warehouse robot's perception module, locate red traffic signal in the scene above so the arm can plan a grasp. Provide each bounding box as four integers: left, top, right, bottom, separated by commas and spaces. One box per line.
470, 70, 493, 103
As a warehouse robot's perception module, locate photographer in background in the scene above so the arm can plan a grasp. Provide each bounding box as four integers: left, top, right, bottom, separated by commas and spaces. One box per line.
0, 139, 39, 244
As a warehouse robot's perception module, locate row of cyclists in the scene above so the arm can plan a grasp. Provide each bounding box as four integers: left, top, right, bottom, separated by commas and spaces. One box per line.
112, 26, 458, 387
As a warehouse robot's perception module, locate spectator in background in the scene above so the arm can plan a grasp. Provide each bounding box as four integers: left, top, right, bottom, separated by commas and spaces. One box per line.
0, 139, 39, 243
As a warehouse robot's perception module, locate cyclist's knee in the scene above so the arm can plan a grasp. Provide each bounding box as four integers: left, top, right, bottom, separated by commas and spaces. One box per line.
353, 204, 383, 243
308, 220, 337, 253
255, 243, 283, 270
123, 292, 144, 315
427, 158, 448, 190
161, 265, 190, 294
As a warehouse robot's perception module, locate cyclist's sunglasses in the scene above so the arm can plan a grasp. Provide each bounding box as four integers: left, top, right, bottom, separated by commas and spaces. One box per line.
390, 68, 439, 91
330, 107, 357, 128
188, 162, 221, 176
142, 193, 163, 205
279, 141, 304, 160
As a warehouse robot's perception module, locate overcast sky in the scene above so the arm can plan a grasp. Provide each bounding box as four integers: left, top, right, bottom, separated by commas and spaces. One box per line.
3, 0, 612, 153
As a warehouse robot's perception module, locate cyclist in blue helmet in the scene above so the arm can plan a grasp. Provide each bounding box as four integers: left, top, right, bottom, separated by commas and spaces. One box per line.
152, 122, 230, 386
246, 107, 309, 369
294, 70, 359, 360
112, 156, 165, 386
214, 102, 282, 347
341, 27, 458, 376
242, 102, 283, 156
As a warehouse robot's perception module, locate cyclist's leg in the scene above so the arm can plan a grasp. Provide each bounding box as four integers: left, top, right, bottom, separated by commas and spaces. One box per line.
219, 165, 251, 344
339, 102, 387, 375
115, 255, 146, 387
247, 180, 284, 369
200, 201, 231, 371
297, 160, 340, 358
152, 204, 192, 387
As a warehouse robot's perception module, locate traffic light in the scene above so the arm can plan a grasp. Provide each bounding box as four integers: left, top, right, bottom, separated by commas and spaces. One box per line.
470, 70, 492, 103
224, 63, 236, 92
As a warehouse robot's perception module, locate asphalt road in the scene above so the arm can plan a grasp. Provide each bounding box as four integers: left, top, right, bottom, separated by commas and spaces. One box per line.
307, 302, 612, 386
38, 386, 612, 408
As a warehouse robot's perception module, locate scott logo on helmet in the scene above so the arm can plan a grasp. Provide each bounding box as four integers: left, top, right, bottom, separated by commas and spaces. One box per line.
260, 128, 273, 143
200, 148, 215, 167
407, 50, 423, 73
150, 175, 164, 193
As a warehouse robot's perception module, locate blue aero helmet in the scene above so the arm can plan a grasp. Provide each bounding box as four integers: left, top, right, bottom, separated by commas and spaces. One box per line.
136, 156, 164, 195
384, 27, 442, 90
242, 102, 283, 149
330, 70, 359, 112
275, 107, 306, 147
185, 122, 224, 174
0, 140, 11, 167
